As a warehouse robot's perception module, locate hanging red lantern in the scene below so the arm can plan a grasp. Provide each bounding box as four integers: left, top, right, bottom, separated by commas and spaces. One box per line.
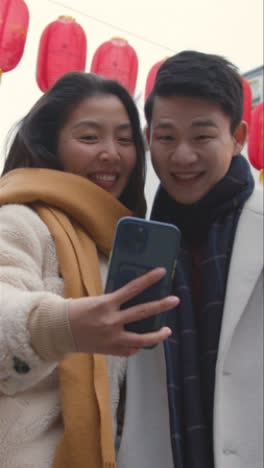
36, 16, 87, 93
144, 58, 168, 102
90, 37, 138, 95
248, 101, 264, 183
0, 0, 29, 81
242, 77, 252, 130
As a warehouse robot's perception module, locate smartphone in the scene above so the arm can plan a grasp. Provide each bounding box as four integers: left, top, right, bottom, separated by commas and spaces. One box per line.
105, 216, 181, 335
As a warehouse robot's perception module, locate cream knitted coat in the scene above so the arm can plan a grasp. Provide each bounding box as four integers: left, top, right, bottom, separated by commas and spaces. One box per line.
0, 203, 126, 468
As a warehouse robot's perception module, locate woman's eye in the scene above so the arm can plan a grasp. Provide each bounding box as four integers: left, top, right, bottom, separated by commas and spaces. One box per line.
118, 137, 134, 144
81, 135, 97, 142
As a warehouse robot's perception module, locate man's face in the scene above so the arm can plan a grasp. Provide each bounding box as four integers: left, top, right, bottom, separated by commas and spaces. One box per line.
148, 95, 246, 204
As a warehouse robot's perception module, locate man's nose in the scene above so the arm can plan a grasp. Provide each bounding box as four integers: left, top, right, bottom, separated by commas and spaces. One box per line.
171, 142, 198, 165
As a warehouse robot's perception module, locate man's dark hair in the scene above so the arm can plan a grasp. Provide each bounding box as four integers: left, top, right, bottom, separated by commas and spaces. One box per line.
145, 50, 243, 134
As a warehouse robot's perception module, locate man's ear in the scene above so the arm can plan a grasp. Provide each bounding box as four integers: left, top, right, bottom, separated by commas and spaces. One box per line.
232, 121, 248, 155
145, 127, 151, 144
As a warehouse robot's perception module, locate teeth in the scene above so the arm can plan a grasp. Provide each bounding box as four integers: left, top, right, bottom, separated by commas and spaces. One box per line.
92, 174, 117, 181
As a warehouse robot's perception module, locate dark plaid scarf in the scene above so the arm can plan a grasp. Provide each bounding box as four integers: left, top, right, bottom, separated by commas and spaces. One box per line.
151, 155, 254, 468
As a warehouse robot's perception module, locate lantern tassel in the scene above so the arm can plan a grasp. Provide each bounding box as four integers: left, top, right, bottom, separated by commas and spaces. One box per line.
259, 169, 264, 183
0, 69, 2, 84
58, 15, 75, 21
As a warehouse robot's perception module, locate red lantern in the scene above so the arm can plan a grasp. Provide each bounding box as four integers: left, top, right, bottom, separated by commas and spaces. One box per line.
242, 77, 252, 130
0, 0, 29, 81
144, 58, 168, 102
36, 16, 87, 93
90, 37, 138, 95
248, 101, 264, 182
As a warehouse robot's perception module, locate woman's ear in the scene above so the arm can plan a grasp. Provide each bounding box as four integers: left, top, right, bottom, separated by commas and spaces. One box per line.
233, 121, 248, 155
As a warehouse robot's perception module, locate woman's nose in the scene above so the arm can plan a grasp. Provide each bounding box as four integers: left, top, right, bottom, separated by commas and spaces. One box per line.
99, 139, 120, 162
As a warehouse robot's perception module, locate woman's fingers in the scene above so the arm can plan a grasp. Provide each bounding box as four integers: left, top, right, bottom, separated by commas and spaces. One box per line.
109, 267, 167, 306
119, 326, 172, 350
100, 327, 172, 357
119, 295, 179, 326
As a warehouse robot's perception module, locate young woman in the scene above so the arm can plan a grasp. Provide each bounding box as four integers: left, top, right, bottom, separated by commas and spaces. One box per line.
0, 72, 178, 468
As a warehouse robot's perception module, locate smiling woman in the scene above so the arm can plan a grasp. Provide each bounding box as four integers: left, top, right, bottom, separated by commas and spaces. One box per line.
57, 94, 137, 199
2, 72, 147, 216
0, 71, 178, 468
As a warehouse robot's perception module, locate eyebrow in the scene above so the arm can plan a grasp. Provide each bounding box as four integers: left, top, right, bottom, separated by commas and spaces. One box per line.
153, 122, 175, 130
191, 120, 218, 129
153, 120, 218, 130
73, 120, 132, 130
73, 120, 100, 130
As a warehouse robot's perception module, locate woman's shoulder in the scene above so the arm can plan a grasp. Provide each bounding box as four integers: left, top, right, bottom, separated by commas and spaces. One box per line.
0, 203, 50, 236
0, 203, 41, 219
0, 203, 55, 261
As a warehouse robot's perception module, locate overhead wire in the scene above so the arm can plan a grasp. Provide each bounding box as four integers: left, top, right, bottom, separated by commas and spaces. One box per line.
45, 0, 177, 54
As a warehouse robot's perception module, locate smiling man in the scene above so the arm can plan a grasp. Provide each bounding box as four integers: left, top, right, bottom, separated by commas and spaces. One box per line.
117, 51, 263, 468
149, 94, 247, 205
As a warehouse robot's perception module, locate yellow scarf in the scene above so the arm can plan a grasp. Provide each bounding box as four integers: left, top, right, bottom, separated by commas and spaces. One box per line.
0, 168, 131, 468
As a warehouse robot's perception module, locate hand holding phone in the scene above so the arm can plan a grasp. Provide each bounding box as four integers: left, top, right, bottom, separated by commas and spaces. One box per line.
105, 217, 181, 337
69, 267, 178, 356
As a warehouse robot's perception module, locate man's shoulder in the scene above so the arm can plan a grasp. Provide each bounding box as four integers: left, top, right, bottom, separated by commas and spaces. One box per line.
229, 184, 263, 277
242, 184, 263, 217
233, 184, 263, 257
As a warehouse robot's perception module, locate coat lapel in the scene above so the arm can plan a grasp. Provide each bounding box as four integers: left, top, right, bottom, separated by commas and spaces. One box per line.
218, 189, 263, 357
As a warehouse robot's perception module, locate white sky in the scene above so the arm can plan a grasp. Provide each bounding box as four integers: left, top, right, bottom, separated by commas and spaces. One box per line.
0, 0, 263, 207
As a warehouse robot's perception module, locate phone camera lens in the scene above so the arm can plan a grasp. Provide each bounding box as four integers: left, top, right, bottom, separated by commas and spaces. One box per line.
123, 223, 134, 233
120, 238, 130, 249
135, 233, 143, 243
135, 227, 146, 244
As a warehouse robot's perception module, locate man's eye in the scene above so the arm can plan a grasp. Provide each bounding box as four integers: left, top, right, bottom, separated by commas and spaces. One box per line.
196, 135, 213, 141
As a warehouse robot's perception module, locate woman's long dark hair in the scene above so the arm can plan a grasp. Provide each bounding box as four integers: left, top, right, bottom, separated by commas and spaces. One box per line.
2, 72, 146, 217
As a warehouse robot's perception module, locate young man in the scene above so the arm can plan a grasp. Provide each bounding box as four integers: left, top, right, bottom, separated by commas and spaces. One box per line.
117, 51, 263, 468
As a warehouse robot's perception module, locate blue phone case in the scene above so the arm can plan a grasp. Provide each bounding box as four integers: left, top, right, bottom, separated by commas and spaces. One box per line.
105, 217, 181, 336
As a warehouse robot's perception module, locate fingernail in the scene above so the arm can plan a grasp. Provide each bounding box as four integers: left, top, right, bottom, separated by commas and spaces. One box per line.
167, 296, 179, 304
155, 267, 166, 274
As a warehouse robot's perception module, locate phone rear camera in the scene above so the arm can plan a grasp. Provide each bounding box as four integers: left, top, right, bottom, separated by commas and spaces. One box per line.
120, 238, 131, 249
123, 223, 134, 233
135, 232, 145, 243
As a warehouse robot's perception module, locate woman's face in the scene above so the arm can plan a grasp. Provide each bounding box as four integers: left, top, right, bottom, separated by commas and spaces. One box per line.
57, 94, 137, 199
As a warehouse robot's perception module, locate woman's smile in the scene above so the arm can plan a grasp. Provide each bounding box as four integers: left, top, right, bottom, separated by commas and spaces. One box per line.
88, 172, 119, 189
